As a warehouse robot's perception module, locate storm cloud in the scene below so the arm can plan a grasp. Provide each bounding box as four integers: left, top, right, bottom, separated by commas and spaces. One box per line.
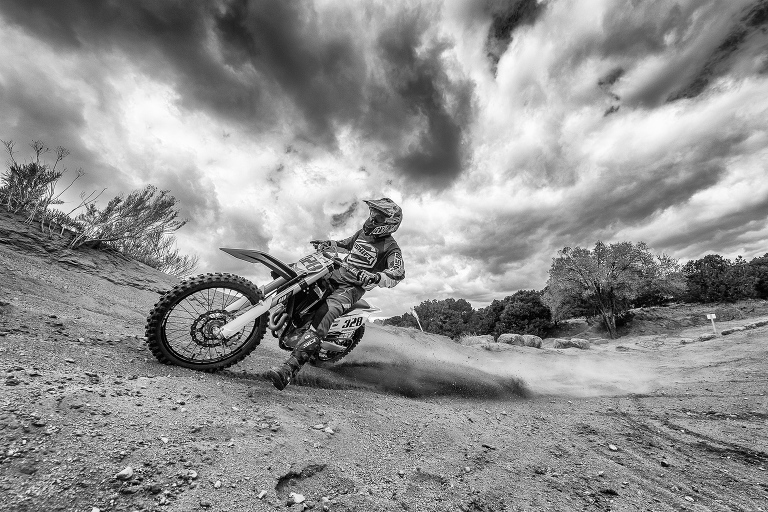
0, 0, 474, 188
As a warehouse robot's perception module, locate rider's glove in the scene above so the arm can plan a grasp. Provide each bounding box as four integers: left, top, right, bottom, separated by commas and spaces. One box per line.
358, 270, 381, 287
311, 239, 336, 252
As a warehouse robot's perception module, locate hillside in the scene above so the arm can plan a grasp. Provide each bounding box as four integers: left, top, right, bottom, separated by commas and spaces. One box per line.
1, 211, 767, 512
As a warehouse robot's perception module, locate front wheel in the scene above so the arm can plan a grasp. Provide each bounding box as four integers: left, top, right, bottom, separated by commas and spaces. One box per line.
145, 273, 267, 372
311, 325, 365, 366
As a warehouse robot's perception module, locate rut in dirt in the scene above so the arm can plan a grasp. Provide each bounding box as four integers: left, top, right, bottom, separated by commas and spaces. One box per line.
325, 360, 529, 399
237, 327, 531, 399
245, 358, 529, 399
313, 330, 530, 399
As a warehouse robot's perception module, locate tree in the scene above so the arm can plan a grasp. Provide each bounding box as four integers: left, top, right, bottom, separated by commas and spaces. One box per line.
682, 254, 755, 303
632, 253, 686, 306
494, 290, 552, 338
750, 253, 768, 299
548, 241, 682, 338
542, 280, 592, 325
468, 299, 503, 335
731, 256, 757, 299
412, 298, 474, 339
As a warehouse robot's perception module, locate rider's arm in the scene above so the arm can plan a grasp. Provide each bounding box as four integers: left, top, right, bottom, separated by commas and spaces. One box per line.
376, 249, 405, 288
334, 230, 361, 252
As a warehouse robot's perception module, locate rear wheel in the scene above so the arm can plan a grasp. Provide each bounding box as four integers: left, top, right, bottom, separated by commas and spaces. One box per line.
145, 273, 266, 372
311, 325, 365, 366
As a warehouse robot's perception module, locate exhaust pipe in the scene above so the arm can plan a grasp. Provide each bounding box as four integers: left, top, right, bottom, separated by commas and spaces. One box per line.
268, 308, 288, 331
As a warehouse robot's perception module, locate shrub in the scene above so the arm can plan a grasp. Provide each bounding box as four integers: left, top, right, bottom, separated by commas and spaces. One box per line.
382, 312, 419, 329
70, 185, 198, 277
1, 139, 197, 276
0, 140, 86, 232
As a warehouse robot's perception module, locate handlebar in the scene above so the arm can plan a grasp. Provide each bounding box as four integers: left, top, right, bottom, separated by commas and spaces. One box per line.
311, 245, 368, 283
320, 250, 363, 280
312, 241, 370, 283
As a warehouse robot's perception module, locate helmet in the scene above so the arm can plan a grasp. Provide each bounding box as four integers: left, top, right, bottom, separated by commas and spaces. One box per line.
362, 198, 402, 237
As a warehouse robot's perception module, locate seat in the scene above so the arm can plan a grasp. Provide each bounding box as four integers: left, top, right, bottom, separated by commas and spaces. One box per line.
349, 299, 371, 310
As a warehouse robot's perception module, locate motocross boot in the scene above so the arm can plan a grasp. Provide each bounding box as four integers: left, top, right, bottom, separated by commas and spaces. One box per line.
267, 328, 322, 390
266, 355, 302, 391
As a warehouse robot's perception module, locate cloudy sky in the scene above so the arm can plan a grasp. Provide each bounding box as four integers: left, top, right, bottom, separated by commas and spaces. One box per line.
2, 0, 767, 316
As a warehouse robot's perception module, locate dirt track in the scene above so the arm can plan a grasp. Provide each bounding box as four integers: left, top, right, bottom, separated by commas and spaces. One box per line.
1, 213, 767, 511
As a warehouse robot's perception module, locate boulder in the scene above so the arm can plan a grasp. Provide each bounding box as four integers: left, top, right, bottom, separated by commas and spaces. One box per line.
552, 338, 590, 350
697, 333, 718, 341
458, 334, 494, 346
521, 334, 542, 348
497, 333, 526, 346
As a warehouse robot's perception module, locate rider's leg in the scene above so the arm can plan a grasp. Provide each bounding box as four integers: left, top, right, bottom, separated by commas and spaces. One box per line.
267, 285, 364, 390
310, 284, 365, 338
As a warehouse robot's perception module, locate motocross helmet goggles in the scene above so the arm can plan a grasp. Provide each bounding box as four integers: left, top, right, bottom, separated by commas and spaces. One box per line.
362, 198, 402, 237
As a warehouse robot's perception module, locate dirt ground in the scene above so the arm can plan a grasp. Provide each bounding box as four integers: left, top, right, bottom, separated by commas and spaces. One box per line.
1, 212, 767, 512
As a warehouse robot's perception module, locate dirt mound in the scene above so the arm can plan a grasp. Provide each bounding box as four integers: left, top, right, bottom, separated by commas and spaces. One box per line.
0, 210, 178, 293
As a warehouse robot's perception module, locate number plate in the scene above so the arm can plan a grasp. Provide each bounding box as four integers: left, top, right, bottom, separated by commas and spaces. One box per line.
330, 314, 364, 333
295, 253, 329, 273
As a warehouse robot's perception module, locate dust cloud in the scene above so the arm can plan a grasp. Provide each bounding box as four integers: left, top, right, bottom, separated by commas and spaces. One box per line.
320, 325, 659, 399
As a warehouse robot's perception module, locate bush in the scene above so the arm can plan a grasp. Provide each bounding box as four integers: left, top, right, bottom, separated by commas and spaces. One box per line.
382, 312, 419, 329
0, 140, 85, 233
1, 139, 198, 276
70, 185, 198, 276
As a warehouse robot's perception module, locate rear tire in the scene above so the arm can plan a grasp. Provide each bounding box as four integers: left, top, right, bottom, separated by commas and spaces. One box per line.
145, 273, 266, 372
311, 325, 365, 367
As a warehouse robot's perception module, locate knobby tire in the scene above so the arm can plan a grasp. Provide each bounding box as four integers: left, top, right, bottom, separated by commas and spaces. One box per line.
311, 325, 365, 366
145, 273, 266, 372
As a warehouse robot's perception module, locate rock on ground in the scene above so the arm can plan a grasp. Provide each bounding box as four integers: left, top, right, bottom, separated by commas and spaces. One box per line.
521, 334, 542, 348
551, 338, 591, 349
458, 334, 494, 346
497, 333, 526, 345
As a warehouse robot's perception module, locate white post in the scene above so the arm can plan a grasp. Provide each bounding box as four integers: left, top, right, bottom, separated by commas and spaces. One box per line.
707, 313, 717, 334
411, 307, 424, 332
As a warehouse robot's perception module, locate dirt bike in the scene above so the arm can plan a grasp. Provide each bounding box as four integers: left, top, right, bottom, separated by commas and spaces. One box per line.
144, 243, 380, 372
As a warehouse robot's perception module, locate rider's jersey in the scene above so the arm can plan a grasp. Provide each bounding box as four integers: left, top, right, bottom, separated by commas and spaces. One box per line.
333, 230, 405, 289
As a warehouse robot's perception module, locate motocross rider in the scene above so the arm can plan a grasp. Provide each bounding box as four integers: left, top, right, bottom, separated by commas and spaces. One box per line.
267, 198, 405, 390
